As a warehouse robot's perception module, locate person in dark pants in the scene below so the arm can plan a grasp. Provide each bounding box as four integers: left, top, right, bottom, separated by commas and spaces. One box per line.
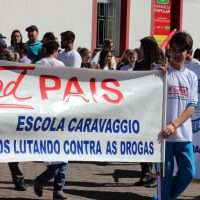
34, 163, 67, 200
8, 162, 26, 191
134, 36, 165, 187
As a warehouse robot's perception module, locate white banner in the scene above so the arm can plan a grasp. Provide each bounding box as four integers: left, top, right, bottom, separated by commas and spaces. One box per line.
0, 61, 165, 163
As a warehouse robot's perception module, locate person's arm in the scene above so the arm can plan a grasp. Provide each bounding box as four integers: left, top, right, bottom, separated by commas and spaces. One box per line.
161, 106, 195, 138
162, 71, 198, 138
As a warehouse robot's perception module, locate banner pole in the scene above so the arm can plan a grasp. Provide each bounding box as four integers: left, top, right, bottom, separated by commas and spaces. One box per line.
157, 71, 167, 200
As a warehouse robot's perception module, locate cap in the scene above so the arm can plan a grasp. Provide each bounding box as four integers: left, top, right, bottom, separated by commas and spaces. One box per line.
0, 33, 6, 39
25, 25, 38, 32
0, 38, 7, 48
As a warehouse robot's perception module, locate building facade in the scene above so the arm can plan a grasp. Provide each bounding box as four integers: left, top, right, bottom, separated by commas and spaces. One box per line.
0, 0, 199, 55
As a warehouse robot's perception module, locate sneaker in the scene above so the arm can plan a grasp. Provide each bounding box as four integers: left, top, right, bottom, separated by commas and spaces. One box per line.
134, 178, 145, 186
134, 175, 152, 186
53, 190, 68, 200
144, 177, 157, 188
13, 176, 26, 191
33, 179, 43, 197
113, 173, 119, 183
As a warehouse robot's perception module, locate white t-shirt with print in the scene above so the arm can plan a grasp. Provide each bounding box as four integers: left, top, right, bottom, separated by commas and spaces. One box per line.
58, 49, 81, 68
36, 57, 65, 67
166, 66, 198, 142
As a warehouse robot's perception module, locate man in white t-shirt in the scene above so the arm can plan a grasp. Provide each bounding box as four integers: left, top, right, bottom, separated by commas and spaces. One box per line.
160, 32, 198, 200
58, 30, 81, 68
34, 40, 67, 200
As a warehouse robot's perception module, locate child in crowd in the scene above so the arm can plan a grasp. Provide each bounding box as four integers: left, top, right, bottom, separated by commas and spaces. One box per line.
161, 31, 198, 200
119, 49, 138, 71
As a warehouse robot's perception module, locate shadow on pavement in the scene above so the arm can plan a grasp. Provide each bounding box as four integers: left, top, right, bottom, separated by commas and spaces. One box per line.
66, 181, 134, 187
95, 169, 141, 183
65, 188, 152, 200
0, 198, 44, 200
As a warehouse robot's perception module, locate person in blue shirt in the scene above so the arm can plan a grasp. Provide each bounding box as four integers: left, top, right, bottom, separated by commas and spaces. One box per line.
25, 25, 42, 63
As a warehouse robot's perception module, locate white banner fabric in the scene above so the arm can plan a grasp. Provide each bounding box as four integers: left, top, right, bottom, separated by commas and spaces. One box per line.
0, 62, 165, 163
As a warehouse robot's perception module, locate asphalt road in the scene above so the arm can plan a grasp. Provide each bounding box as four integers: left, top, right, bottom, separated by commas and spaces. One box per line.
0, 162, 199, 200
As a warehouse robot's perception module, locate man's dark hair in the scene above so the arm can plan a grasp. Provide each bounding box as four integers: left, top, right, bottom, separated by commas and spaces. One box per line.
43, 40, 59, 56
60, 31, 75, 42
169, 31, 193, 52
42, 32, 56, 44
25, 25, 39, 32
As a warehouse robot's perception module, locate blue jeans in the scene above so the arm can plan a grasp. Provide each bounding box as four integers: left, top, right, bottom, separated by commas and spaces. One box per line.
161, 141, 195, 200
36, 163, 67, 191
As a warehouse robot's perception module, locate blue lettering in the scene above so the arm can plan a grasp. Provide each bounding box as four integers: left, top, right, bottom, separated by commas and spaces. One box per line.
33, 117, 42, 131
16, 116, 26, 131
25, 116, 34, 131
56, 118, 65, 131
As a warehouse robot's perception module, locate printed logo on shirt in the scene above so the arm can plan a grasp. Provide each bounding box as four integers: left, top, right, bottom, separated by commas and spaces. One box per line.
192, 117, 200, 134
168, 85, 188, 99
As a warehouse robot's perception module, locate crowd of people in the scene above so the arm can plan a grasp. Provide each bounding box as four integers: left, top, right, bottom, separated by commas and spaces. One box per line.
0, 25, 200, 200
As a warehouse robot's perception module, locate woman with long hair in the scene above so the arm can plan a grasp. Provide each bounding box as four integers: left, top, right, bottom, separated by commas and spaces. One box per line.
9, 29, 23, 52
134, 36, 165, 71
134, 36, 165, 188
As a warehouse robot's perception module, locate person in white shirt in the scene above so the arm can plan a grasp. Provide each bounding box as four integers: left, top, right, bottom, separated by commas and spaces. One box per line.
34, 40, 67, 200
16, 43, 31, 64
36, 40, 64, 67
161, 32, 198, 200
58, 30, 81, 68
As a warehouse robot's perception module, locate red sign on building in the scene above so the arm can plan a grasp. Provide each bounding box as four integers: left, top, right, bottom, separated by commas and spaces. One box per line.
152, 0, 172, 44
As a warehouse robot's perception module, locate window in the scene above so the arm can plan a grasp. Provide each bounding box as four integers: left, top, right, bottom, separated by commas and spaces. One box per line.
96, 0, 121, 55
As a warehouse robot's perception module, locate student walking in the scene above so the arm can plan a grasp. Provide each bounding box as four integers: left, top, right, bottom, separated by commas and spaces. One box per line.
161, 31, 198, 200
34, 40, 67, 200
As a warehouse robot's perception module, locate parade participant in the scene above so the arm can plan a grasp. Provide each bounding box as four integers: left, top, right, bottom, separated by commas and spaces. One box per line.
91, 39, 117, 69
193, 48, 200, 61
25, 25, 42, 63
36, 40, 64, 67
134, 36, 164, 187
9, 30, 23, 52
58, 30, 81, 68
78, 47, 93, 68
34, 40, 67, 200
98, 49, 116, 70
0, 35, 26, 190
119, 49, 138, 71
161, 31, 197, 200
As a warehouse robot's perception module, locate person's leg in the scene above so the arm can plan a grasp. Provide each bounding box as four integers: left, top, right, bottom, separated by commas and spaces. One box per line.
34, 164, 59, 197
8, 162, 25, 191
161, 142, 175, 200
36, 164, 59, 185
8, 162, 23, 178
171, 142, 195, 200
53, 163, 67, 191
53, 163, 68, 200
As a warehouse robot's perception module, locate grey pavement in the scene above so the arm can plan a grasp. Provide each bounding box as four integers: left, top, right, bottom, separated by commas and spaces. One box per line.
0, 162, 199, 200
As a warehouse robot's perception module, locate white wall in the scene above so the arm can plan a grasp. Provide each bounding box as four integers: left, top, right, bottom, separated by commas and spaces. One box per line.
182, 0, 200, 51
129, 0, 152, 49
0, 0, 93, 49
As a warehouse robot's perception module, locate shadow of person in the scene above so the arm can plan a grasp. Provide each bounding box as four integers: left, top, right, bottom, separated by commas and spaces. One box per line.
64, 188, 152, 200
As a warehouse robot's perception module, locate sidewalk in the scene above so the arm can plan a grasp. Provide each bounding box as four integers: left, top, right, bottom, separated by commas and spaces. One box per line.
0, 162, 199, 200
